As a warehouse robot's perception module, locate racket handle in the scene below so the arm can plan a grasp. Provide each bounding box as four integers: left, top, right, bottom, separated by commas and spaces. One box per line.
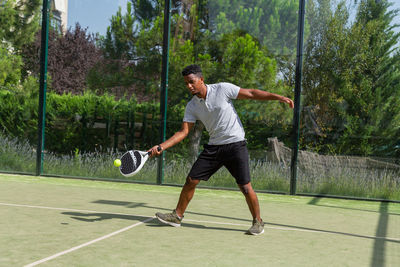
147, 145, 162, 155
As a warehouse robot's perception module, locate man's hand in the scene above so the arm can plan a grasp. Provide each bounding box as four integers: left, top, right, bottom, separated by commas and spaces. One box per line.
280, 97, 294, 109
148, 145, 163, 157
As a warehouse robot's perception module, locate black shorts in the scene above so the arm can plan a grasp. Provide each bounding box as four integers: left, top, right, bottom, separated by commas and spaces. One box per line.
188, 140, 251, 185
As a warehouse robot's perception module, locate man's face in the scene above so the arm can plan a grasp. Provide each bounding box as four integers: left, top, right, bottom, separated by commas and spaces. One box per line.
184, 74, 204, 96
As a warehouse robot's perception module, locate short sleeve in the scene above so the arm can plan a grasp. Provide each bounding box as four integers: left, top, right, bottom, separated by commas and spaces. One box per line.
183, 102, 197, 123
220, 82, 240, 99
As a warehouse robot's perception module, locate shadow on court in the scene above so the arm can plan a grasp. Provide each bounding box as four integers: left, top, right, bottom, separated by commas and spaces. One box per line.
265, 221, 399, 244
307, 196, 400, 216
146, 221, 246, 233
92, 199, 253, 223
61, 212, 150, 222
61, 211, 247, 233
63, 199, 400, 243
370, 202, 389, 267
307, 197, 395, 267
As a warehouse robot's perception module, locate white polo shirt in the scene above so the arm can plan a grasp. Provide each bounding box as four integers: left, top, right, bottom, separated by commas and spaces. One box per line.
183, 82, 245, 145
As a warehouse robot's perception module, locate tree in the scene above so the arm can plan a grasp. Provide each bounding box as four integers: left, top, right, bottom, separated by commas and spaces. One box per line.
0, 0, 41, 52
301, 0, 400, 156
131, 0, 160, 23
93, 1, 163, 100
23, 24, 103, 94
0, 0, 41, 86
95, 0, 295, 157
167, 0, 291, 155
102, 3, 138, 60
0, 45, 22, 87
348, 0, 400, 157
206, 0, 299, 56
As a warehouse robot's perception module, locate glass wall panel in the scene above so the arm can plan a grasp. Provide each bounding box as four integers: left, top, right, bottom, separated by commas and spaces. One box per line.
0, 0, 42, 174
299, 0, 400, 200
41, 0, 162, 183
163, 0, 299, 193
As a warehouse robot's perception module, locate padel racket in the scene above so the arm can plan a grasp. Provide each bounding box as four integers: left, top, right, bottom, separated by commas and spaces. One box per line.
119, 146, 161, 177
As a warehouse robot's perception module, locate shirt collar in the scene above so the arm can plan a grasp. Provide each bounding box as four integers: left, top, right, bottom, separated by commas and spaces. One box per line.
194, 84, 209, 103
204, 84, 210, 101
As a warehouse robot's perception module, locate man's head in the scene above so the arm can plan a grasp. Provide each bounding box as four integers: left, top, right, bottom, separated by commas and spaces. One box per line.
182, 64, 203, 78
181, 64, 206, 97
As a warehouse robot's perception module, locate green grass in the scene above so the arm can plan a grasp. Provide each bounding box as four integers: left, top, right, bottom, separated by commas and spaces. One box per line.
0, 133, 399, 200
297, 164, 400, 199
0, 134, 36, 173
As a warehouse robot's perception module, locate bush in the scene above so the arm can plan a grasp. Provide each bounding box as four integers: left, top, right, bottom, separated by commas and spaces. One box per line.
0, 87, 163, 153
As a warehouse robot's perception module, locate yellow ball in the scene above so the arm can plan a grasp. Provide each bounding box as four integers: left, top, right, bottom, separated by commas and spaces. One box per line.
114, 159, 121, 167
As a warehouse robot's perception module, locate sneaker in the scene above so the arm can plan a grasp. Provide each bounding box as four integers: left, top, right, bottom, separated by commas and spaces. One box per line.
155, 210, 183, 227
248, 218, 264, 235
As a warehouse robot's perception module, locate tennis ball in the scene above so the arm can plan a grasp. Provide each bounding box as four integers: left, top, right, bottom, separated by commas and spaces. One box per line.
114, 159, 121, 167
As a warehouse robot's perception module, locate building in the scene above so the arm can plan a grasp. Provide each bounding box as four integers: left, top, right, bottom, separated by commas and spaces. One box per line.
51, 0, 68, 33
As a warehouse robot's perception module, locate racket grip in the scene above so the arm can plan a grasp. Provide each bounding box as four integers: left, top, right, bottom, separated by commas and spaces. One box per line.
148, 145, 162, 156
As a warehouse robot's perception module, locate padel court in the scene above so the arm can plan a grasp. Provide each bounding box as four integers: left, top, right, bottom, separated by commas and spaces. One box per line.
0, 173, 399, 266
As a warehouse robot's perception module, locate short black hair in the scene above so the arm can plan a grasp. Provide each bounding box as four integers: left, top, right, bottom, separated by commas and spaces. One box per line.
182, 64, 203, 77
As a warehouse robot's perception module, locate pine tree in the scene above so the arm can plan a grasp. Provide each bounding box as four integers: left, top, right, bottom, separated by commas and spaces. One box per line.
0, 0, 41, 52
302, 0, 400, 156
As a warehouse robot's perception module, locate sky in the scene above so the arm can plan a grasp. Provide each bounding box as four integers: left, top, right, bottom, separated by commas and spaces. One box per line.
389, 0, 400, 33
67, 0, 400, 36
67, 0, 128, 36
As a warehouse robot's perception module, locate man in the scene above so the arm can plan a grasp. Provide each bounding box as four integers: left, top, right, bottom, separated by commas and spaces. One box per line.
148, 64, 294, 235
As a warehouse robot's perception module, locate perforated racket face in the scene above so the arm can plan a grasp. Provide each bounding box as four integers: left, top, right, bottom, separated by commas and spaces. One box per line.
120, 151, 142, 175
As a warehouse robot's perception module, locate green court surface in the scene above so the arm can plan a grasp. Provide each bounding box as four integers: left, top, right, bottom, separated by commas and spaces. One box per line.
0, 174, 399, 267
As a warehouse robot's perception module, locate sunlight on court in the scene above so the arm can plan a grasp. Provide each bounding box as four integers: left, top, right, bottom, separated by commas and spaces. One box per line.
0, 174, 399, 266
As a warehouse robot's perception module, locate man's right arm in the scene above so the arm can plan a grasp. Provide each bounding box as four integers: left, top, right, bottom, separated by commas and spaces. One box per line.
148, 121, 195, 157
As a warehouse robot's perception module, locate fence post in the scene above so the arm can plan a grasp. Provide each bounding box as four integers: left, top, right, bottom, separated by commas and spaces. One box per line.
36, 0, 51, 175
157, 0, 172, 184
290, 0, 306, 195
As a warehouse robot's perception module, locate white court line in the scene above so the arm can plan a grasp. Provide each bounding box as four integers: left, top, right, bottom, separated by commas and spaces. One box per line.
2, 202, 400, 242
1, 201, 399, 265
24, 217, 154, 267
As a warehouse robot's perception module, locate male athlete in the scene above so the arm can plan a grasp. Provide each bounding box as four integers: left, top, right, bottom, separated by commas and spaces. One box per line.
149, 64, 294, 235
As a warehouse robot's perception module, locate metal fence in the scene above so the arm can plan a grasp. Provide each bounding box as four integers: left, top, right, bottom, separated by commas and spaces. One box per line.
1, 0, 399, 201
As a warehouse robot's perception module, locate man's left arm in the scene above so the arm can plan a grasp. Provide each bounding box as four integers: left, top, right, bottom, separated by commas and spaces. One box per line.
237, 88, 294, 109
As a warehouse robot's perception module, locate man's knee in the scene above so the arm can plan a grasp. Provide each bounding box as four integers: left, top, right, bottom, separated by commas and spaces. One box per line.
185, 176, 200, 188
238, 182, 252, 195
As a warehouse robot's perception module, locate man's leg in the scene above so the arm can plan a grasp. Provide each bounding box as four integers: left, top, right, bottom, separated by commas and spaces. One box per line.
155, 176, 200, 227
156, 144, 218, 226
175, 176, 200, 217
238, 182, 261, 221
238, 182, 264, 235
